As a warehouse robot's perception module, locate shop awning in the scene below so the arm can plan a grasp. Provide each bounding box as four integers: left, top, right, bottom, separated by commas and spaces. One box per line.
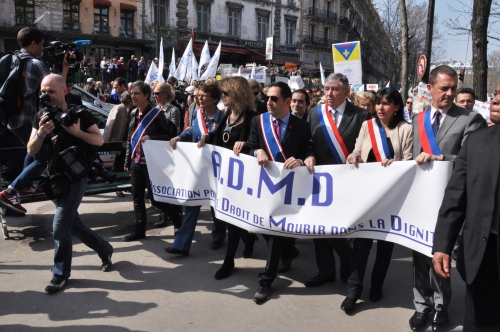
120, 3, 137, 11
94, 0, 112, 7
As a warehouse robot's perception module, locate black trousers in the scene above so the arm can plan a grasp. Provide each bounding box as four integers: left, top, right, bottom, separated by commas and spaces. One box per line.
258, 235, 296, 286
464, 234, 500, 331
313, 238, 353, 278
347, 238, 394, 300
222, 223, 257, 262
130, 161, 181, 234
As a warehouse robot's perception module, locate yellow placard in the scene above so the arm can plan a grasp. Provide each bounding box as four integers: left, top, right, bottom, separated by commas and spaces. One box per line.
332, 41, 361, 62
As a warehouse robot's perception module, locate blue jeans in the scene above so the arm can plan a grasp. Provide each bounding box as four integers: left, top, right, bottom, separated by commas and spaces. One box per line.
52, 178, 113, 279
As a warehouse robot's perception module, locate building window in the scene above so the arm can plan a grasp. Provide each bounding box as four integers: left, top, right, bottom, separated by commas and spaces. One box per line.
121, 10, 134, 37
324, 27, 330, 43
153, 0, 167, 27
228, 10, 240, 37
257, 15, 268, 40
94, 5, 109, 34
15, 0, 34, 26
285, 20, 296, 45
63, 0, 80, 30
197, 4, 210, 33
309, 25, 315, 38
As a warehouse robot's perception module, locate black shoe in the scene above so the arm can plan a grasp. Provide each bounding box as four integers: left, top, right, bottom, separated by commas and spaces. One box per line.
432, 311, 448, 331
154, 215, 170, 228
101, 249, 113, 272
253, 286, 271, 305
45, 277, 67, 294
214, 261, 235, 280
304, 275, 336, 287
115, 191, 125, 197
210, 241, 224, 250
409, 311, 428, 331
369, 286, 383, 302
340, 262, 350, 283
164, 247, 189, 256
174, 228, 179, 236
340, 297, 357, 314
124, 231, 146, 242
277, 247, 299, 273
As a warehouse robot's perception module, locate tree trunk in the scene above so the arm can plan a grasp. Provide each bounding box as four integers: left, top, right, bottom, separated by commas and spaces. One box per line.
399, 0, 409, 97
472, 0, 493, 101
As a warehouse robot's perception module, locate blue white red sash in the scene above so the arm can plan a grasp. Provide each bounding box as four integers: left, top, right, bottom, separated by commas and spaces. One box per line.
317, 104, 349, 164
193, 108, 209, 139
367, 118, 392, 162
259, 112, 286, 162
417, 110, 442, 155
130, 107, 162, 157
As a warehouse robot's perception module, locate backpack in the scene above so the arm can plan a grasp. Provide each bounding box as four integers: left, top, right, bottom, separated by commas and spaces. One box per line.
0, 51, 34, 123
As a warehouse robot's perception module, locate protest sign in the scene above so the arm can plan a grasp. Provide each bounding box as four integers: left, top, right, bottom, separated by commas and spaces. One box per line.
144, 141, 453, 257
332, 41, 362, 84
473, 100, 490, 121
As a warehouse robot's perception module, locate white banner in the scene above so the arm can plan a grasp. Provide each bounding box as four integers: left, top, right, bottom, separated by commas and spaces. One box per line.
143, 141, 453, 257
473, 100, 490, 120
230, 66, 266, 83
144, 61, 158, 84
200, 41, 221, 80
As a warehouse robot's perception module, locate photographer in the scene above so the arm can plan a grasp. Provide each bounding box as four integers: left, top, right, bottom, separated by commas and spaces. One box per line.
27, 74, 113, 294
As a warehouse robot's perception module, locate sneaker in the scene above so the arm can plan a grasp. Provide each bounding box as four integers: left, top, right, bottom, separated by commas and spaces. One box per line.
19, 186, 44, 197
0, 190, 27, 214
45, 277, 67, 294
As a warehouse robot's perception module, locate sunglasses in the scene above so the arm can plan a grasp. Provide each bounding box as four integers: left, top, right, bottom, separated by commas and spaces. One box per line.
153, 92, 162, 95
253, 91, 259, 96
263, 95, 280, 103
221, 91, 229, 97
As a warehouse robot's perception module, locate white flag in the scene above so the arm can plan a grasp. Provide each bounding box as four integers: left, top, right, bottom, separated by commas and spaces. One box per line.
144, 61, 159, 85
236, 67, 242, 77
386, 80, 391, 88
200, 41, 221, 80
174, 38, 193, 82
157, 37, 165, 83
198, 40, 211, 76
191, 55, 199, 82
319, 62, 326, 86
168, 48, 176, 79
250, 65, 256, 79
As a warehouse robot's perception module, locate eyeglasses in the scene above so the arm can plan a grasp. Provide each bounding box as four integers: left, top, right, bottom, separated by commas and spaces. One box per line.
263, 95, 280, 103
221, 91, 229, 97
406, 101, 413, 104
153, 92, 162, 96
253, 91, 259, 96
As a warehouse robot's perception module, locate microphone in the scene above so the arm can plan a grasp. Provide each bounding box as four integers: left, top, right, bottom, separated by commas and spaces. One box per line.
74, 40, 92, 48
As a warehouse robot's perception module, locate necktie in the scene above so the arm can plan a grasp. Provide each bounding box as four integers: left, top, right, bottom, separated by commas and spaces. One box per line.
274, 119, 281, 141
432, 111, 441, 137
331, 109, 338, 125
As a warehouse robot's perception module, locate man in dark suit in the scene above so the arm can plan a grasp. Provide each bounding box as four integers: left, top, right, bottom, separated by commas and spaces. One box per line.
64, 77, 82, 106
433, 92, 500, 331
305, 73, 371, 299
409, 65, 486, 332
291, 89, 310, 120
246, 81, 315, 305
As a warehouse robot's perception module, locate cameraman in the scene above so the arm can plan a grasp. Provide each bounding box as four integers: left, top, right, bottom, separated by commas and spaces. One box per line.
27, 74, 113, 294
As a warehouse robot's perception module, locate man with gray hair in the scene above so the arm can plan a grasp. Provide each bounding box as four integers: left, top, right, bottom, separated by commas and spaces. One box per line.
304, 73, 371, 310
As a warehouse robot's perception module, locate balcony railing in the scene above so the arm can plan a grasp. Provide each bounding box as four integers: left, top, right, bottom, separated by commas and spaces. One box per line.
302, 36, 337, 47
339, 17, 350, 29
307, 7, 337, 21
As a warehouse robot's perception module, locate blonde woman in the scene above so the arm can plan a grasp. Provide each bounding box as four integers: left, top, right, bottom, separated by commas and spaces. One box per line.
354, 91, 376, 115
153, 82, 181, 134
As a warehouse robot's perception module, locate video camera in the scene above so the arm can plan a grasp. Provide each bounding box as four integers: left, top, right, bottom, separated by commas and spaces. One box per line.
40, 94, 88, 127
42, 40, 92, 67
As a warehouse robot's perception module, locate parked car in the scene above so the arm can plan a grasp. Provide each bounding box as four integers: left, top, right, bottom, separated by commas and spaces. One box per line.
72, 85, 114, 112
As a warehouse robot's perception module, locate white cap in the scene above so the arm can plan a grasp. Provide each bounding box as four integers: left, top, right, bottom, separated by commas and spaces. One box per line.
185, 86, 195, 93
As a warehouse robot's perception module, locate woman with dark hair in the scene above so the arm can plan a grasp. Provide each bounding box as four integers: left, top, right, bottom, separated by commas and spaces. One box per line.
341, 87, 413, 313
212, 76, 259, 279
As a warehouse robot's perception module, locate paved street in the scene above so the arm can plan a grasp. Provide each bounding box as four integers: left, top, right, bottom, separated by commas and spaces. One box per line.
0, 193, 465, 331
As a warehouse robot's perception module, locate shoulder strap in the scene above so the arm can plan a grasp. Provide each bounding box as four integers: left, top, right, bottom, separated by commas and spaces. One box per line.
48, 131, 66, 175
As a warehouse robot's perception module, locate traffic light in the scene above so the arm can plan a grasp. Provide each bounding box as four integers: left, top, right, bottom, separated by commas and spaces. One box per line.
459, 69, 465, 82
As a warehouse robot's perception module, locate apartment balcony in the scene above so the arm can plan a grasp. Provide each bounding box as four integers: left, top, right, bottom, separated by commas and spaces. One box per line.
307, 7, 337, 22
339, 16, 350, 29
302, 36, 337, 48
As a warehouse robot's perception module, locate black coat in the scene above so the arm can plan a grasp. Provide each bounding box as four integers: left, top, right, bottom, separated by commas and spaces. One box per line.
247, 112, 312, 161
307, 101, 371, 165
433, 125, 500, 284
125, 106, 176, 168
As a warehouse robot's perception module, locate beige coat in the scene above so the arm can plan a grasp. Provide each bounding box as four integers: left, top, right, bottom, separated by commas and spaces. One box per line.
352, 120, 413, 162
103, 103, 129, 154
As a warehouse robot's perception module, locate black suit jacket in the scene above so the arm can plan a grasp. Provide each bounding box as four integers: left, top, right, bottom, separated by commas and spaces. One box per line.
246, 113, 312, 161
307, 101, 371, 165
433, 125, 500, 284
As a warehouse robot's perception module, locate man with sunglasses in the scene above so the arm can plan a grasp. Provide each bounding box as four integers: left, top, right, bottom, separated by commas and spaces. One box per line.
304, 73, 371, 298
246, 81, 315, 305
64, 77, 82, 106
248, 79, 267, 114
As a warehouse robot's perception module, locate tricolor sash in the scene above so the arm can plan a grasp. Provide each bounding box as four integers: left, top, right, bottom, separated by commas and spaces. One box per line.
259, 112, 286, 162
417, 110, 442, 155
317, 104, 349, 164
193, 108, 209, 139
367, 118, 392, 161
130, 107, 162, 157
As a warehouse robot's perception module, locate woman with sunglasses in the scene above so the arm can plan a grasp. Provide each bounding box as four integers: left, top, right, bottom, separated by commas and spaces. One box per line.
165, 82, 226, 256
341, 88, 413, 314
211, 77, 260, 279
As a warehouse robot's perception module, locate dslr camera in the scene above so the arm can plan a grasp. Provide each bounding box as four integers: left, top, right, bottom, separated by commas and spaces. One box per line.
88, 155, 116, 183
40, 94, 88, 127
42, 40, 92, 67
